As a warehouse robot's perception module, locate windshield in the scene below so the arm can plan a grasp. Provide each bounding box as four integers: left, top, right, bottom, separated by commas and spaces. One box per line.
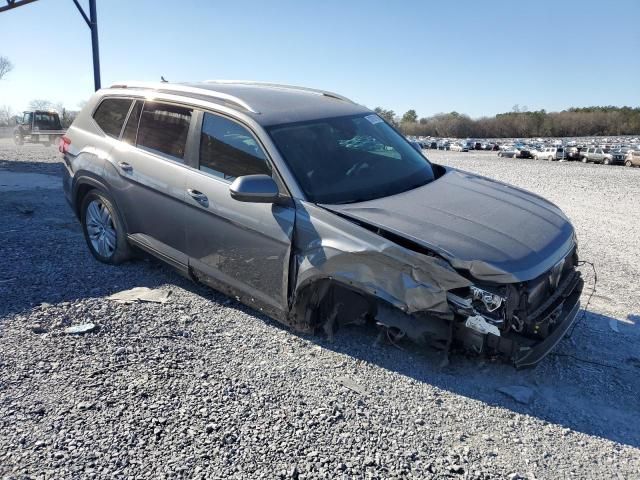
267, 113, 435, 204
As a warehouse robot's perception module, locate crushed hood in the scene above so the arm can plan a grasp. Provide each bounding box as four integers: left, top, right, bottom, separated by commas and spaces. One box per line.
321, 168, 576, 283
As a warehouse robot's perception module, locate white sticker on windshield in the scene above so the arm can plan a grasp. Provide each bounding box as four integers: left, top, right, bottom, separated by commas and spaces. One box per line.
365, 114, 383, 125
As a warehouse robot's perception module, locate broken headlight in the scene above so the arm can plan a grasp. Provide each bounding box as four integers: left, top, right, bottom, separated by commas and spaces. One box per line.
448, 285, 507, 328
470, 286, 504, 313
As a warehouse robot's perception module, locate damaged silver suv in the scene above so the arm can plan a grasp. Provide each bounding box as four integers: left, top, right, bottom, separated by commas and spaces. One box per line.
62, 81, 583, 368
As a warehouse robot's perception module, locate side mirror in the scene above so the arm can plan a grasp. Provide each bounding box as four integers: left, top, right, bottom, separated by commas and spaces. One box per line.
229, 174, 280, 203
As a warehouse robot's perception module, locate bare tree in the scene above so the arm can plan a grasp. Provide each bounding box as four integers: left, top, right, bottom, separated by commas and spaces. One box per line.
0, 105, 13, 126
29, 99, 54, 111
0, 56, 13, 80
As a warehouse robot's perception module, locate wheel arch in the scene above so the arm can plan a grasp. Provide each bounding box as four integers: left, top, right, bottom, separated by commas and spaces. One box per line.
72, 173, 130, 233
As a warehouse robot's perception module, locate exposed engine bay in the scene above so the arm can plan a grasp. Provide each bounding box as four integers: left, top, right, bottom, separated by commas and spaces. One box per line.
445, 246, 583, 367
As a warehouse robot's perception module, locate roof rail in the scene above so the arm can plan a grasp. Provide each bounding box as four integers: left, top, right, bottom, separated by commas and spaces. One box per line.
203, 80, 356, 104
108, 81, 259, 113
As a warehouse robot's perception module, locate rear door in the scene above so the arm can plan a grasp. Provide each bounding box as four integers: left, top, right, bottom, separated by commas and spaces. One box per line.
595, 148, 604, 162
183, 110, 295, 317
104, 99, 195, 268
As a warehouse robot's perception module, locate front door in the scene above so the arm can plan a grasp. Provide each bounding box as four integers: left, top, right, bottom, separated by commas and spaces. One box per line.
183, 111, 294, 318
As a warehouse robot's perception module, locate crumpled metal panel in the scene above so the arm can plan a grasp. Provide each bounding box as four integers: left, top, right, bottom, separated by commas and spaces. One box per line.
292, 202, 471, 315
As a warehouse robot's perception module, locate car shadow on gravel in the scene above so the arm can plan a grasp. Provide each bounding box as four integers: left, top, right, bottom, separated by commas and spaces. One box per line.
308, 309, 640, 449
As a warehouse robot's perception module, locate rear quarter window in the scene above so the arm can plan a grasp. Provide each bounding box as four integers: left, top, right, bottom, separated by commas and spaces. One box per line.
93, 98, 133, 138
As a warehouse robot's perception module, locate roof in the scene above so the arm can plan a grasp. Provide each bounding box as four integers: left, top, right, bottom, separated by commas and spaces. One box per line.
108, 80, 370, 126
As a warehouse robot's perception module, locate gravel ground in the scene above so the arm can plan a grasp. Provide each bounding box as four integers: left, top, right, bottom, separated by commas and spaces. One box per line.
1, 139, 639, 479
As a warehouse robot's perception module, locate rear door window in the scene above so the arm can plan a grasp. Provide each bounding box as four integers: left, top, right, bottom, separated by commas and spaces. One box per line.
198, 112, 271, 181
137, 102, 193, 161
93, 98, 133, 138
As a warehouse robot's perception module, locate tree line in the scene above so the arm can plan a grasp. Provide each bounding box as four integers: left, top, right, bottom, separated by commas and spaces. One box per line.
375, 106, 640, 138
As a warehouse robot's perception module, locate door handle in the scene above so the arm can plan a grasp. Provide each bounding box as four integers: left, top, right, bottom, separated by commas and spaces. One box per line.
187, 188, 208, 203
118, 161, 133, 171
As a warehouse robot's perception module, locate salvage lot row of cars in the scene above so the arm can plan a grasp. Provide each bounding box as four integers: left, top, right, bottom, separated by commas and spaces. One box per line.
411, 137, 640, 167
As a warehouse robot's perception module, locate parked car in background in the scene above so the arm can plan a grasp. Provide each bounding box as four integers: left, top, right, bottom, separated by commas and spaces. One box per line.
610, 148, 631, 165
515, 144, 533, 159
625, 150, 640, 167
450, 143, 469, 152
532, 146, 566, 161
581, 147, 613, 165
566, 146, 583, 161
498, 145, 519, 158
13, 110, 66, 146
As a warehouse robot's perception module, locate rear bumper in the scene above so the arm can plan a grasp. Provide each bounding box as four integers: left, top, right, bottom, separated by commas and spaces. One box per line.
62, 161, 74, 211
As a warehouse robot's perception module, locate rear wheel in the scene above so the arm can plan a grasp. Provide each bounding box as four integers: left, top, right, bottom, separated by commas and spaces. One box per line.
80, 190, 132, 264
582, 157, 588, 163
603, 157, 610, 165
548, 156, 553, 161
13, 134, 23, 146
533, 155, 538, 160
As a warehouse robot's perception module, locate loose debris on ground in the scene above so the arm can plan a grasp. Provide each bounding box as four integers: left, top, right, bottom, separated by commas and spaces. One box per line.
107, 287, 172, 305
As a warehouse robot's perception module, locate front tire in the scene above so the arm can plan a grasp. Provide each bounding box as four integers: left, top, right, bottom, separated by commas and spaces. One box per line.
625, 160, 633, 167
582, 157, 588, 163
603, 158, 610, 165
14, 134, 24, 146
80, 190, 131, 264
533, 155, 538, 160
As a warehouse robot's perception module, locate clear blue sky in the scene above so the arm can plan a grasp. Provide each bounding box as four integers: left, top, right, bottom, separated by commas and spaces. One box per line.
1, 0, 639, 118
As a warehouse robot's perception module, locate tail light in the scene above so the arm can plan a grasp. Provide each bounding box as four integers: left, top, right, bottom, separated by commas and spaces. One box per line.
59, 135, 71, 154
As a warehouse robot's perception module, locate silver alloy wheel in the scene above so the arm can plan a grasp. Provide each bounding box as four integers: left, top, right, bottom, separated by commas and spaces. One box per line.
86, 199, 117, 258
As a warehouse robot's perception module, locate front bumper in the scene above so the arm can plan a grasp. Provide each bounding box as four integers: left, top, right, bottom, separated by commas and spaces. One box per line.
511, 278, 582, 368
491, 273, 583, 368
453, 270, 584, 368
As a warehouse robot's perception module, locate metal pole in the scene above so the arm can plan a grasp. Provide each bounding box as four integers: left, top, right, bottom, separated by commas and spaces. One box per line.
89, 0, 101, 90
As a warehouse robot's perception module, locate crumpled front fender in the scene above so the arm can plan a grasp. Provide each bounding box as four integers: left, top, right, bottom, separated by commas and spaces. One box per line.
288, 202, 471, 328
